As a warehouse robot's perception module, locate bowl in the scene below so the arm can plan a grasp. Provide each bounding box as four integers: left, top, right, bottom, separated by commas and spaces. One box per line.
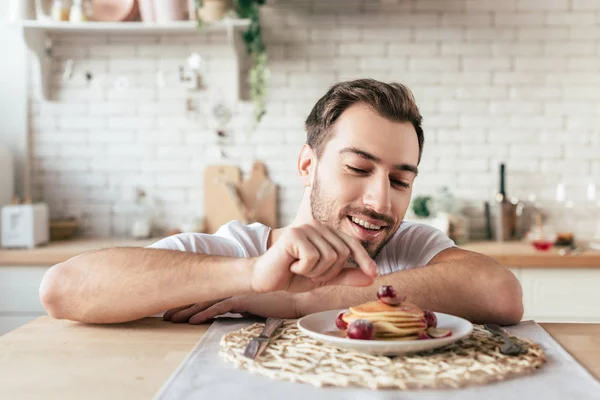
91, 0, 139, 22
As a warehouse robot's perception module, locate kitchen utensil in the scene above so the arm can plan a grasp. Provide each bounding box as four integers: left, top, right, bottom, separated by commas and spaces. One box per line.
1, 203, 49, 249
483, 323, 526, 356
494, 163, 518, 242
298, 310, 473, 356
243, 318, 284, 360
153, 0, 187, 23
238, 161, 277, 226
91, 0, 138, 22
483, 201, 492, 240
203, 161, 277, 234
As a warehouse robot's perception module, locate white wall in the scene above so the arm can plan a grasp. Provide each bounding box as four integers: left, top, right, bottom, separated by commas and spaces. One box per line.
22, 0, 600, 238
0, 1, 29, 199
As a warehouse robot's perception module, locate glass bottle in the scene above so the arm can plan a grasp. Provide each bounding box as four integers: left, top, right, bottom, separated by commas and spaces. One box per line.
51, 0, 70, 21
69, 0, 90, 22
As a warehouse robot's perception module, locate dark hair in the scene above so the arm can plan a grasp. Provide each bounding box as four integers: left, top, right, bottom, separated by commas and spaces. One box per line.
305, 78, 424, 163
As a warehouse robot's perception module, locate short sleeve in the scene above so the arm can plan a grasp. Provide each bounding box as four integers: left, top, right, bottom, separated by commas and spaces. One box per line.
401, 223, 456, 267
146, 232, 245, 258
377, 222, 455, 274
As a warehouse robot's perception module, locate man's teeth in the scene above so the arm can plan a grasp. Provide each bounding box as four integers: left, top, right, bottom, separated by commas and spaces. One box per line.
351, 216, 383, 231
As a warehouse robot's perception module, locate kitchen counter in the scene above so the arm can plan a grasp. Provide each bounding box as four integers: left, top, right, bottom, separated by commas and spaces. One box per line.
460, 242, 600, 267
0, 237, 158, 266
1, 237, 600, 267
0, 317, 597, 399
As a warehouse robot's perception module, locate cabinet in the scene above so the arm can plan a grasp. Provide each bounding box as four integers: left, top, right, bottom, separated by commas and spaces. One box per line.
509, 267, 600, 323
0, 266, 50, 335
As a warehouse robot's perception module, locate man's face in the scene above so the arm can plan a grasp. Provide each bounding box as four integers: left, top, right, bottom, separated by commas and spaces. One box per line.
309, 104, 420, 258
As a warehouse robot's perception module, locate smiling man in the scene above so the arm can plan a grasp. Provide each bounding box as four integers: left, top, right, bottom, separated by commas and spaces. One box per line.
39, 79, 523, 326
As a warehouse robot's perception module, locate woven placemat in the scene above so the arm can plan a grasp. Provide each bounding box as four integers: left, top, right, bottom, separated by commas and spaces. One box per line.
219, 320, 546, 390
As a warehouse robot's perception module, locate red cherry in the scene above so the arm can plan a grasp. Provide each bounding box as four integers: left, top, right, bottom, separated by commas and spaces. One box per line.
423, 310, 437, 328
427, 327, 452, 338
335, 311, 348, 330
347, 319, 375, 340
376, 285, 406, 306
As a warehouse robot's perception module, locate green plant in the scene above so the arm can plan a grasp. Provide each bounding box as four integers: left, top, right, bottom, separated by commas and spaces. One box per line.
412, 196, 432, 218
195, 0, 268, 122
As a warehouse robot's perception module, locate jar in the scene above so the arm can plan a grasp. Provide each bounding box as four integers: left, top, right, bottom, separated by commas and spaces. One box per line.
69, 0, 89, 22
51, 0, 70, 21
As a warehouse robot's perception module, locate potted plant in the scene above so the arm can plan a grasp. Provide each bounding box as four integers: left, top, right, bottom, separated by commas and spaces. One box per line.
195, 0, 268, 123
407, 195, 450, 236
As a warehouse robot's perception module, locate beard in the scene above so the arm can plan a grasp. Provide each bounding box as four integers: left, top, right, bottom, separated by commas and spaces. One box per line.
309, 167, 396, 259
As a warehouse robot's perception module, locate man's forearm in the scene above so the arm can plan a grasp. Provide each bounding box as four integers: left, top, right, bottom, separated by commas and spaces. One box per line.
297, 253, 523, 325
40, 248, 254, 324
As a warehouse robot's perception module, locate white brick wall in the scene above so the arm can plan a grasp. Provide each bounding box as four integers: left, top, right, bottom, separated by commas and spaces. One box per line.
29, 0, 600, 239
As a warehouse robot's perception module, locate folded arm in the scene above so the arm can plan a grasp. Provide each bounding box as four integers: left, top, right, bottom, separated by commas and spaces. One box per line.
39, 248, 255, 324
296, 247, 524, 325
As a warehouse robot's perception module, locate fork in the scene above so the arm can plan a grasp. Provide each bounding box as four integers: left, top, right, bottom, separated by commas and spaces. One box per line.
484, 323, 527, 356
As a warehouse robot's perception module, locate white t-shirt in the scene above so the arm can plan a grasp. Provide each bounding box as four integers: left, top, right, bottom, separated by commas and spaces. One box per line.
147, 220, 455, 274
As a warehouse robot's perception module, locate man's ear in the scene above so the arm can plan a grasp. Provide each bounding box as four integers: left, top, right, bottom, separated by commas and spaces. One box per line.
297, 144, 315, 187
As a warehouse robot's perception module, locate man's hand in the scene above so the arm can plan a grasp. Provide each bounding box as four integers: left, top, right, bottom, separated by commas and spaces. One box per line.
250, 220, 378, 293
163, 292, 300, 324
163, 220, 378, 325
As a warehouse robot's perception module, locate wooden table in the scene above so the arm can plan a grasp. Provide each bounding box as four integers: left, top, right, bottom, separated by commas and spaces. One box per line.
0, 317, 598, 399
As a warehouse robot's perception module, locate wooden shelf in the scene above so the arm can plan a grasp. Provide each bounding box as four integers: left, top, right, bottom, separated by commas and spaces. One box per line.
21, 19, 250, 34
20, 19, 251, 101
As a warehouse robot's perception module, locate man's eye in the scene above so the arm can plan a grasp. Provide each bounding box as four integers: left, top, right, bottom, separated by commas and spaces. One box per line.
347, 166, 368, 174
392, 180, 410, 189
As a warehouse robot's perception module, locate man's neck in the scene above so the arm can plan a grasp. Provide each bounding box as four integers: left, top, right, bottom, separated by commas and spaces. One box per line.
267, 189, 313, 250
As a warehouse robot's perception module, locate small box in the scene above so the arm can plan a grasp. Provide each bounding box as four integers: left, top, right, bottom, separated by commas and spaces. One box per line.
1, 203, 49, 249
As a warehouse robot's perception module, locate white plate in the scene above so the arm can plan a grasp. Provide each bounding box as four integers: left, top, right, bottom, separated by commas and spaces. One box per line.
297, 309, 473, 356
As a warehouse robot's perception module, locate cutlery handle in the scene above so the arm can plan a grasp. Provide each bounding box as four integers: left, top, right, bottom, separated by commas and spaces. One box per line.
484, 323, 505, 337
260, 318, 283, 338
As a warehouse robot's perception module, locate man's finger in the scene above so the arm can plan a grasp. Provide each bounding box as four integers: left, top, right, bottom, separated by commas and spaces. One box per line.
289, 235, 321, 276
163, 304, 194, 321
170, 298, 226, 323
334, 230, 378, 277
188, 298, 236, 324
302, 225, 339, 278
307, 223, 353, 282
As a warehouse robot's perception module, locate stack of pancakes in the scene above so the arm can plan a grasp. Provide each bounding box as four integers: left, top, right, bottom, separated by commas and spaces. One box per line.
341, 300, 427, 340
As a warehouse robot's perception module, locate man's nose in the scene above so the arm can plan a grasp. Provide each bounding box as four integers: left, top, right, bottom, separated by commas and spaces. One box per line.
362, 176, 392, 215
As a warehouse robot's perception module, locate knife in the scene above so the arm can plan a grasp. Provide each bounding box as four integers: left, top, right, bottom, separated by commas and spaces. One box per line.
484, 323, 526, 356
243, 318, 284, 360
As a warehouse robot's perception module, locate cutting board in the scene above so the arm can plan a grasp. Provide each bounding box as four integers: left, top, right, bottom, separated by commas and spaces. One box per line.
203, 161, 277, 234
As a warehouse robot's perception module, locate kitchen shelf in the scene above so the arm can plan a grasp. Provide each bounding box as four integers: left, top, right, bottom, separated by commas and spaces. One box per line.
20, 19, 251, 101
21, 19, 250, 34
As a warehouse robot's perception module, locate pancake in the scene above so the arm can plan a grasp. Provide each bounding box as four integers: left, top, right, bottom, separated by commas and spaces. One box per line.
375, 334, 420, 341
372, 321, 426, 336
343, 313, 425, 327
341, 299, 427, 340
350, 301, 424, 319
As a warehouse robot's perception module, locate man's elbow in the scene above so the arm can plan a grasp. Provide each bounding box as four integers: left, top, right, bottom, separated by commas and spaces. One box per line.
492, 270, 524, 325
39, 263, 70, 320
